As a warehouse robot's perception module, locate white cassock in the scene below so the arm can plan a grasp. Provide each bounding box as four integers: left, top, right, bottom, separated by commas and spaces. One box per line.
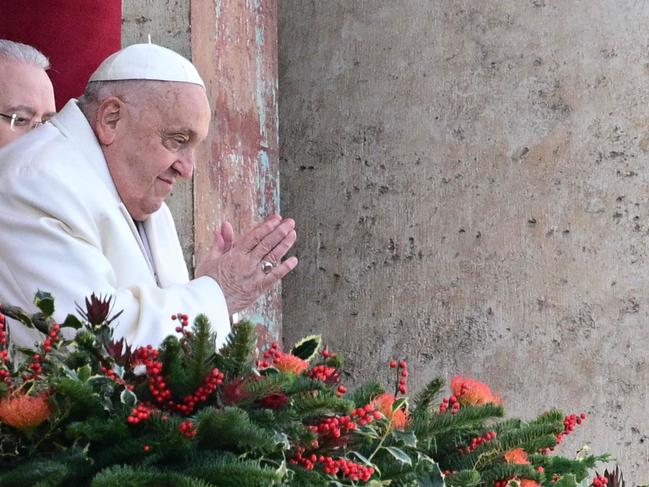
0, 100, 230, 349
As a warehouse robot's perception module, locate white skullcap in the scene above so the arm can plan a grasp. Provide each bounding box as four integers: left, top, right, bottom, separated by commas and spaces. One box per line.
89, 43, 205, 88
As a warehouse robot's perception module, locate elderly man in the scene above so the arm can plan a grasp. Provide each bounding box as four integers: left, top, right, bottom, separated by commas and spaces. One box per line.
0, 39, 56, 148
0, 43, 297, 349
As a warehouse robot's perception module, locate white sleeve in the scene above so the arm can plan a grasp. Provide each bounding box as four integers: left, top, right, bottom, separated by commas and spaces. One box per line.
0, 165, 231, 350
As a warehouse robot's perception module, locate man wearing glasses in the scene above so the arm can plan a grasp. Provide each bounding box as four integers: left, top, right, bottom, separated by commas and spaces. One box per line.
0, 39, 56, 149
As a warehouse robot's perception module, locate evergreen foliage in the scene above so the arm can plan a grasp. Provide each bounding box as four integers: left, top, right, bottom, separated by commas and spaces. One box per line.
0, 293, 607, 486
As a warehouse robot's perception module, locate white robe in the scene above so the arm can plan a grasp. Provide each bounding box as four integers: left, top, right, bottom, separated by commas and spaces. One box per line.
0, 100, 230, 349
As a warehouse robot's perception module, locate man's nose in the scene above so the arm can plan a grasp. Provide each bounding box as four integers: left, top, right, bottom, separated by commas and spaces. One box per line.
173, 150, 195, 179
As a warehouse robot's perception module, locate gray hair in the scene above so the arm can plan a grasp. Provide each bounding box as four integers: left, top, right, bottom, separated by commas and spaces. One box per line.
78, 79, 165, 118
0, 39, 50, 70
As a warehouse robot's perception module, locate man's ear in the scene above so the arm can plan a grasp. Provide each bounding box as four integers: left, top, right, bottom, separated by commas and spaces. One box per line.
94, 97, 123, 145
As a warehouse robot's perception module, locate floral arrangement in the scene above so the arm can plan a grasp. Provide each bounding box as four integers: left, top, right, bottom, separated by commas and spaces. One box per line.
0, 292, 608, 486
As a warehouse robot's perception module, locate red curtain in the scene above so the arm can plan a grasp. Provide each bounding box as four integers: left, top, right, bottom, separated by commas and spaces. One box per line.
0, 0, 122, 110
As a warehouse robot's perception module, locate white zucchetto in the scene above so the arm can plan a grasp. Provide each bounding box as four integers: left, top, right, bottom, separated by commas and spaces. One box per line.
89, 43, 205, 88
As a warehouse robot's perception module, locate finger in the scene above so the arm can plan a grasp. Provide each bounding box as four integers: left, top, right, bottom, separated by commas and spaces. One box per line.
260, 256, 298, 291
262, 229, 297, 265
220, 221, 234, 252
213, 230, 226, 254
250, 218, 295, 260
240, 215, 282, 254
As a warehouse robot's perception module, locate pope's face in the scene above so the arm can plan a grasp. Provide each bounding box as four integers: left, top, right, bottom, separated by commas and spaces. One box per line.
0, 58, 56, 149
106, 83, 211, 221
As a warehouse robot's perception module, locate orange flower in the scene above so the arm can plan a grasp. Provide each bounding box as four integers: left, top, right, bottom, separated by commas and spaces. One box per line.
451, 375, 502, 406
273, 352, 309, 375
503, 449, 540, 487
504, 448, 529, 465
0, 392, 51, 430
371, 392, 408, 430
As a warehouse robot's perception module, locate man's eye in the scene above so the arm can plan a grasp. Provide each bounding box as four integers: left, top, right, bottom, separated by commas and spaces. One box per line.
12, 117, 31, 127
164, 136, 189, 150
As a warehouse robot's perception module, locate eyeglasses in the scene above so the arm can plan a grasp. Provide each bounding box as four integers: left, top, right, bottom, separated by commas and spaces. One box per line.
0, 112, 47, 132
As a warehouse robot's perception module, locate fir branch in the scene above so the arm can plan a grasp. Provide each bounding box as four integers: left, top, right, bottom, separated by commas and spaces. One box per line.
289, 466, 330, 487
185, 314, 217, 390
159, 336, 193, 398
181, 453, 282, 487
290, 391, 352, 420
214, 322, 256, 379
0, 448, 91, 486
445, 469, 481, 487
65, 416, 131, 445
530, 453, 609, 483
347, 379, 385, 407
195, 406, 276, 454
52, 376, 105, 417
414, 404, 504, 443
91, 465, 216, 487
496, 423, 563, 452
411, 378, 444, 417
479, 463, 540, 484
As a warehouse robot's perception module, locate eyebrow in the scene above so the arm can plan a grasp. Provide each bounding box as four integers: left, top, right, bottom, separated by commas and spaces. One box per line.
5, 105, 36, 116
164, 129, 198, 139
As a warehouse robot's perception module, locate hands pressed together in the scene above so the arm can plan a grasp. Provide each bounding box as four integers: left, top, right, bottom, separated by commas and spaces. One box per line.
195, 216, 298, 314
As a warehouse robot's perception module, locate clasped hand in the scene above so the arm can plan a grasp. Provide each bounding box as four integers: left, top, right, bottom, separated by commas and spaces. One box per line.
195, 215, 298, 314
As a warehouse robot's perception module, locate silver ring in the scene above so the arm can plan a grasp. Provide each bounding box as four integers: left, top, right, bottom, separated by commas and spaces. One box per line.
261, 260, 274, 274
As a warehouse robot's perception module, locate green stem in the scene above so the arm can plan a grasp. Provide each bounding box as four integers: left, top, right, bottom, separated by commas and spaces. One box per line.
367, 418, 394, 463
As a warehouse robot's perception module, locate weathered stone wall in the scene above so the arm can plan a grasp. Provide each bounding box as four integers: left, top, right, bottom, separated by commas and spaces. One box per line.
279, 1, 649, 480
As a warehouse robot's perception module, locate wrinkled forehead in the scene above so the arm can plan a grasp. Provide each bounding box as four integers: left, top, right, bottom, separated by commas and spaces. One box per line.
134, 81, 211, 133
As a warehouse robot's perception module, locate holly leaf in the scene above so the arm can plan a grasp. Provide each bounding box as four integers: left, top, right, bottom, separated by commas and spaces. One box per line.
62, 314, 83, 330
34, 290, 55, 316
350, 450, 378, 473
384, 446, 411, 466
290, 335, 322, 362
120, 389, 137, 408
392, 397, 408, 412
392, 430, 417, 448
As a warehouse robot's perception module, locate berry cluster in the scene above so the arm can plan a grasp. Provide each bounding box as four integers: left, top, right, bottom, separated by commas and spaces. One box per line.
592, 474, 609, 487
439, 394, 461, 414
309, 415, 357, 441
389, 359, 409, 395
459, 431, 497, 454
256, 341, 280, 369
99, 366, 134, 391
308, 364, 339, 383
41, 323, 61, 353
0, 313, 12, 387
291, 453, 374, 482
351, 403, 382, 426
131, 345, 224, 417
540, 412, 587, 454
23, 323, 62, 382
171, 313, 191, 337
127, 403, 154, 424
179, 420, 196, 438
321, 347, 337, 359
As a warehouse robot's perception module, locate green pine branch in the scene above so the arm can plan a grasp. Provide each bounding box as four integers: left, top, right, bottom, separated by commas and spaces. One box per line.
411, 378, 445, 417
214, 321, 256, 379
195, 406, 276, 454
91, 465, 215, 487
185, 314, 217, 389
